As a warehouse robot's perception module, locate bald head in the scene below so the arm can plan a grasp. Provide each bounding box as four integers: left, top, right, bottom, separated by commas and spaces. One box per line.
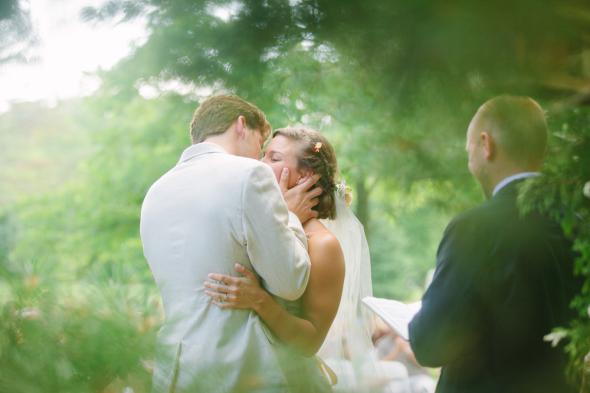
472, 95, 547, 166
466, 95, 548, 200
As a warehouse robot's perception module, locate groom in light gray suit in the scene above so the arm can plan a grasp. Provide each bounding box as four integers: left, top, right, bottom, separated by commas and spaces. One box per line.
140, 95, 322, 393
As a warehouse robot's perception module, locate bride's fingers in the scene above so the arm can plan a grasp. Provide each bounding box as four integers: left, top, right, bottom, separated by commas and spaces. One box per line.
205, 291, 241, 309
235, 263, 256, 279
211, 299, 236, 309
204, 289, 234, 302
204, 281, 238, 295
206, 290, 239, 309
208, 273, 241, 286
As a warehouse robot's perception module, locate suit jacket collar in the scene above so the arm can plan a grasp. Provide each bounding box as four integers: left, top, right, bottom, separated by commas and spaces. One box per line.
492, 178, 525, 199
177, 142, 228, 165
492, 172, 540, 196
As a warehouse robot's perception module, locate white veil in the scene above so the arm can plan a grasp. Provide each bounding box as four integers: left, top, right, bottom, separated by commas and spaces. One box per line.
318, 181, 386, 392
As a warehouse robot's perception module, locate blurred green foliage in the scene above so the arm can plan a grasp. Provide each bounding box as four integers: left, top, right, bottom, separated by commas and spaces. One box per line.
519, 106, 590, 386
1, 0, 590, 390
0, 216, 161, 393
0, 102, 92, 207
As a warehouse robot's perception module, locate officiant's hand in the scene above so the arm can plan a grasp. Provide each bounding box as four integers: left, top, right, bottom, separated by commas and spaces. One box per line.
281, 169, 322, 223
204, 263, 270, 312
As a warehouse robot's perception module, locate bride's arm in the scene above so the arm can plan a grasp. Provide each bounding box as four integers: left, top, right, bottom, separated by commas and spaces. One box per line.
205, 234, 345, 358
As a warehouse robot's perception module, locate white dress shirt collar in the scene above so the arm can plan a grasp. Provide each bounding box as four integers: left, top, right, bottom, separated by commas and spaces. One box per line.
177, 142, 228, 164
492, 172, 540, 197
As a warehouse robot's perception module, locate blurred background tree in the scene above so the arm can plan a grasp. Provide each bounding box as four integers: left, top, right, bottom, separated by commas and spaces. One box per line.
75, 0, 590, 298
1, 0, 590, 390
0, 0, 37, 64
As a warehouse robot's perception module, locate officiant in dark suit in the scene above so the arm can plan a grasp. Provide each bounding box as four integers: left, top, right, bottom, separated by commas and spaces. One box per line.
408, 95, 583, 393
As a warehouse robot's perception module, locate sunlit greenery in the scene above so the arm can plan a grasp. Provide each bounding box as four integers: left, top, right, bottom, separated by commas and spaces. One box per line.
2, 0, 590, 390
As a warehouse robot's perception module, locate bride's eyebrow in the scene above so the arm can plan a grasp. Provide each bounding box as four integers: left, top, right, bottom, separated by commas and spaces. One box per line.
267, 150, 282, 155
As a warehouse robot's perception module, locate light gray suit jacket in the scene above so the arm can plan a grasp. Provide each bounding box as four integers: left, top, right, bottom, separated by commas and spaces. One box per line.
140, 143, 312, 393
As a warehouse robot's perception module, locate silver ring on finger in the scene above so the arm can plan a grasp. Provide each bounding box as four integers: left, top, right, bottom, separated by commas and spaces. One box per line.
223, 293, 228, 301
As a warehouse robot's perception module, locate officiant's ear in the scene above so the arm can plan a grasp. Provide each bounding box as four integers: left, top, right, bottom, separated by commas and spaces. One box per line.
481, 132, 496, 161
296, 169, 313, 185
235, 116, 247, 139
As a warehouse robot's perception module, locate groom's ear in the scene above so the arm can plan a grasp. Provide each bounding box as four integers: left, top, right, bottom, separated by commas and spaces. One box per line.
235, 116, 247, 139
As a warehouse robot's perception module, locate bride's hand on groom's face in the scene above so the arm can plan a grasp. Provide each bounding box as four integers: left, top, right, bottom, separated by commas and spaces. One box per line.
204, 264, 268, 311
281, 169, 322, 223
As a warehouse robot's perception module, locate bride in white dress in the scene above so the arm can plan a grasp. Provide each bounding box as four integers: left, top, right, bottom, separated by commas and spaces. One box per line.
204, 128, 384, 392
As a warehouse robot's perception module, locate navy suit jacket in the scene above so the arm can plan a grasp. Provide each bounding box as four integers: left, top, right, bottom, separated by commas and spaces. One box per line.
409, 180, 582, 393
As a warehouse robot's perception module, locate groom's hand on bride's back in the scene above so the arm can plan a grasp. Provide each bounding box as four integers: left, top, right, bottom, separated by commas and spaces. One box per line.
280, 168, 322, 223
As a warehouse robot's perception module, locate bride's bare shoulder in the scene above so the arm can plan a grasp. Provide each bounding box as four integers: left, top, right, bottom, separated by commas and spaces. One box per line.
305, 219, 337, 247
308, 228, 339, 251
306, 221, 345, 272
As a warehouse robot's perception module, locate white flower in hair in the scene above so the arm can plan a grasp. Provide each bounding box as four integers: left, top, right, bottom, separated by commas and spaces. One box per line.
336, 180, 353, 209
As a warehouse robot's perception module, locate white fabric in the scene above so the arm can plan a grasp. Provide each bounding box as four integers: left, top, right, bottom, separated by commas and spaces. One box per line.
140, 142, 311, 393
492, 172, 540, 196
319, 193, 388, 392
379, 361, 409, 381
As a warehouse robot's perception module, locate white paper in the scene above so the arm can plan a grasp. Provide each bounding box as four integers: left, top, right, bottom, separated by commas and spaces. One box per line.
361, 296, 422, 341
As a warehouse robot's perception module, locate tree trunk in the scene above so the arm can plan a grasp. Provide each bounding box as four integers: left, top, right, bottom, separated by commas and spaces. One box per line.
581, 351, 590, 393
354, 174, 370, 238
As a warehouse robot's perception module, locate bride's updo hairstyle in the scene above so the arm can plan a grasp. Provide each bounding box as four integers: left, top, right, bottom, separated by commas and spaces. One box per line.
272, 128, 338, 220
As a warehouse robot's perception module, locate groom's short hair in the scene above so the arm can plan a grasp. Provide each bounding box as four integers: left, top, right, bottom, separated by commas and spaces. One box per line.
190, 95, 272, 144
475, 95, 547, 164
